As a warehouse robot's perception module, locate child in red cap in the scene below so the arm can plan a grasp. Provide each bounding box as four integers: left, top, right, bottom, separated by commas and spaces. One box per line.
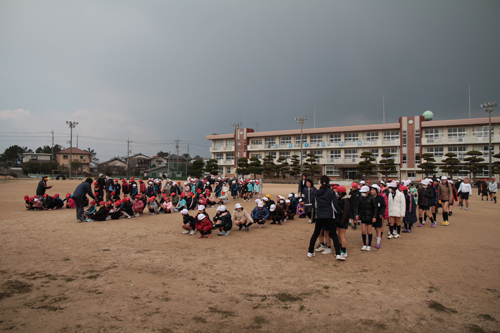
84, 201, 97, 222
132, 195, 144, 217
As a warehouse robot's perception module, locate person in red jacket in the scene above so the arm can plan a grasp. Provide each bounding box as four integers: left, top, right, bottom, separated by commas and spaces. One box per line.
139, 180, 147, 195
195, 213, 212, 238
132, 195, 144, 217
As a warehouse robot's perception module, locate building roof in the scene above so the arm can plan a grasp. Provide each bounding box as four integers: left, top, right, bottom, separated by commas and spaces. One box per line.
421, 116, 500, 128
23, 153, 52, 156
99, 158, 127, 166
57, 147, 90, 155
129, 153, 150, 159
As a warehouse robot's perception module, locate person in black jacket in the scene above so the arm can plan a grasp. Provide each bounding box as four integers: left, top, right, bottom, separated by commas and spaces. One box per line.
349, 183, 361, 229
73, 178, 96, 223
301, 179, 316, 223
307, 175, 343, 260
298, 174, 307, 195
36, 176, 52, 197
358, 185, 378, 251
335, 186, 351, 259
105, 174, 114, 202
417, 179, 436, 227
94, 201, 109, 221
96, 174, 105, 198
371, 185, 386, 250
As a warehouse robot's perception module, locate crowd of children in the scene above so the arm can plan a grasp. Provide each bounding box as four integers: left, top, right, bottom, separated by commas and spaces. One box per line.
23, 174, 497, 260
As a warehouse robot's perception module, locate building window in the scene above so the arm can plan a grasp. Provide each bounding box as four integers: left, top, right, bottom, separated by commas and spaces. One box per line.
473, 126, 494, 139
226, 153, 234, 161
214, 140, 224, 150
217, 167, 223, 175
382, 148, 398, 160
383, 131, 399, 142
344, 149, 358, 161
310, 135, 323, 144
310, 150, 323, 158
279, 151, 291, 160
426, 147, 444, 158
402, 154, 407, 164
295, 136, 307, 145
329, 150, 341, 160
364, 132, 379, 142
226, 139, 235, 147
63, 155, 68, 159
215, 153, 224, 162
265, 137, 276, 148
408, 172, 416, 178
328, 134, 341, 143
415, 154, 420, 164
226, 167, 231, 174
448, 127, 467, 140
344, 133, 358, 143
31, 155, 38, 161
424, 128, 442, 142
267, 152, 276, 159
415, 130, 420, 147
448, 146, 467, 161
402, 130, 407, 147
326, 166, 340, 176
251, 139, 262, 146
474, 145, 490, 158
369, 148, 379, 158
80, 155, 85, 160
280, 136, 292, 145
250, 154, 262, 159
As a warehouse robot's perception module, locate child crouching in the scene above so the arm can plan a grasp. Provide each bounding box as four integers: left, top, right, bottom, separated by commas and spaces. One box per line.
84, 200, 97, 222
195, 213, 212, 238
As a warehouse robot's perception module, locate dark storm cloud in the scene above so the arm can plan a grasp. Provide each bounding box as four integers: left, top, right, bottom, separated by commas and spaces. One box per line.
1, 0, 499, 160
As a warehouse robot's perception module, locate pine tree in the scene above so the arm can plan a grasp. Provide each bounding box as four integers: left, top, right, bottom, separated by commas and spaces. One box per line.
204, 159, 219, 176
357, 151, 377, 180
464, 150, 485, 182
439, 152, 461, 179
247, 157, 263, 178
417, 153, 437, 178
289, 155, 301, 177
236, 157, 249, 177
379, 152, 397, 181
303, 153, 321, 179
493, 153, 500, 176
262, 155, 276, 178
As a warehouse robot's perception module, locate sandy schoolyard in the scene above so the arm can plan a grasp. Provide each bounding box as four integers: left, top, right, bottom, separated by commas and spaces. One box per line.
0, 179, 499, 332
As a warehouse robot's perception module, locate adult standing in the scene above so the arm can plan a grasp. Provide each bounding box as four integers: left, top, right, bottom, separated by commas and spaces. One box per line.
105, 174, 114, 202
73, 178, 95, 223
307, 175, 343, 260
298, 174, 307, 195
161, 175, 169, 196
36, 176, 52, 197
96, 174, 105, 198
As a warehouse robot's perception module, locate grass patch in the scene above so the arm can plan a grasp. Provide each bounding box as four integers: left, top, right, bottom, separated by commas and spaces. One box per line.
208, 307, 236, 318
275, 292, 302, 302
427, 300, 457, 314
478, 314, 495, 321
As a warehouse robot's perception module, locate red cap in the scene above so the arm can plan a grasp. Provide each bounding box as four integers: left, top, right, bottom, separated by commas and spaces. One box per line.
24, 195, 29, 200
148, 197, 154, 202
135, 195, 141, 199
366, 180, 371, 183
114, 201, 121, 206
111, 191, 115, 195
162, 193, 167, 197
351, 183, 358, 188
66, 193, 71, 198
122, 179, 126, 182
197, 189, 201, 193
43, 194, 48, 197
29, 197, 34, 202
203, 180, 207, 183
94, 182, 98, 185
171, 193, 176, 196
54, 193, 60, 197
336, 185, 347, 193
90, 200, 96, 205
399, 185, 407, 191
131, 177, 135, 180
221, 191, 225, 195
94, 193, 99, 196
139, 180, 143, 183
177, 181, 181, 184
115, 179, 118, 182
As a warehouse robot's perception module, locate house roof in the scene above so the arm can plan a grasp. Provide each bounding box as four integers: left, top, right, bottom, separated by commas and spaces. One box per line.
129, 153, 150, 159
99, 158, 127, 166
57, 147, 90, 155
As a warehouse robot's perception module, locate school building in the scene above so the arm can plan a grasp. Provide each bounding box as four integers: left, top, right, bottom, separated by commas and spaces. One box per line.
206, 114, 500, 180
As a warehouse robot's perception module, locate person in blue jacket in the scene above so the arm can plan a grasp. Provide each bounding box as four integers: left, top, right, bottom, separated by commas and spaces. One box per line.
73, 178, 96, 223
251, 201, 270, 228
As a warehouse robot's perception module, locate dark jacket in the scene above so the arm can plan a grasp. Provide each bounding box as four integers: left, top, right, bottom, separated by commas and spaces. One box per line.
422, 186, 435, 206
298, 179, 307, 194
349, 189, 361, 218
270, 206, 285, 221
73, 182, 95, 199
312, 188, 341, 219
251, 207, 270, 220
94, 207, 108, 221
373, 195, 386, 223
105, 178, 114, 192
337, 195, 352, 226
403, 192, 418, 224
36, 179, 52, 196
301, 187, 317, 213
359, 195, 378, 222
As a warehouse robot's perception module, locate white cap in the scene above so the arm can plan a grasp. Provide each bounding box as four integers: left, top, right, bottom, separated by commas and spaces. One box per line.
371, 184, 380, 191
458, 177, 462, 180
219, 205, 227, 211
197, 213, 206, 220
360, 181, 366, 185
295, 194, 299, 198
132, 184, 137, 187
441, 176, 448, 180
255, 199, 260, 203
299, 199, 304, 202
262, 197, 269, 201
404, 179, 412, 187
270, 204, 276, 212
379, 180, 385, 185
288, 193, 293, 197
285, 199, 290, 203
388, 182, 397, 188
422, 179, 430, 185
181, 209, 189, 215
258, 202, 264, 207
197, 205, 205, 210
235, 203, 242, 209
360, 186, 370, 193
396, 180, 400, 183
184, 181, 189, 185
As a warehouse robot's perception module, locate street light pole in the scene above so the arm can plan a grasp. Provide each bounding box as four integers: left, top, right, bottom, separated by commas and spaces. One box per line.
295, 116, 307, 173
231, 122, 242, 172
66, 121, 78, 179
481, 102, 497, 180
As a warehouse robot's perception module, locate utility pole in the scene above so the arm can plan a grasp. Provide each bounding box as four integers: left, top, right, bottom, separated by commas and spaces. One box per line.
66, 121, 78, 179
76, 134, 79, 148
481, 102, 497, 179
175, 139, 180, 164
187, 143, 189, 156
127, 138, 130, 176
51, 129, 54, 162
231, 122, 242, 169
295, 116, 307, 173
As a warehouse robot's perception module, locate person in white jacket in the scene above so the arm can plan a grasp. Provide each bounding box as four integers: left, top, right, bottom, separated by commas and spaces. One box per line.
489, 178, 497, 204
387, 182, 406, 239
458, 178, 472, 210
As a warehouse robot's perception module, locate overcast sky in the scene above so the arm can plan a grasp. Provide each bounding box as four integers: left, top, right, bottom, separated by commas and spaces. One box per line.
1, 0, 499, 162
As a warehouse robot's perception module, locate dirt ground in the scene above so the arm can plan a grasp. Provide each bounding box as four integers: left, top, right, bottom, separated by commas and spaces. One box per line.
0, 179, 499, 333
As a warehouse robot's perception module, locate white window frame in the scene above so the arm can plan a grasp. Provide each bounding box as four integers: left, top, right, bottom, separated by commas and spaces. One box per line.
344, 149, 358, 161
295, 136, 308, 145
251, 139, 262, 146
426, 147, 444, 158
364, 132, 379, 142
225, 153, 234, 161
382, 148, 398, 161
383, 131, 399, 142
310, 150, 323, 158
344, 133, 358, 143
325, 166, 340, 176
328, 134, 341, 143
280, 136, 292, 145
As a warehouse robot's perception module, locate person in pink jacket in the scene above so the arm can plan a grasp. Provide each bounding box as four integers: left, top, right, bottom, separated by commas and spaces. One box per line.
132, 195, 144, 217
